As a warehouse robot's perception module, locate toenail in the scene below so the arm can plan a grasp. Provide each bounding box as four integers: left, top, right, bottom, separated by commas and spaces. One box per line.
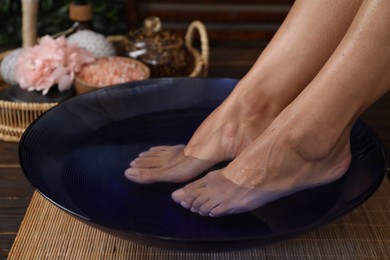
190, 207, 198, 213
199, 211, 208, 217
124, 170, 135, 177
181, 201, 189, 208
172, 189, 185, 199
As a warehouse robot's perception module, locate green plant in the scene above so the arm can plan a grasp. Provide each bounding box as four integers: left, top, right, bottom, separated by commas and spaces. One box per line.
0, 0, 127, 47
0, 0, 23, 46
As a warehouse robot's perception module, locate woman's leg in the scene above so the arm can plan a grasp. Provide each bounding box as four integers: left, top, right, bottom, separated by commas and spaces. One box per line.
172, 0, 390, 217
124, 0, 363, 184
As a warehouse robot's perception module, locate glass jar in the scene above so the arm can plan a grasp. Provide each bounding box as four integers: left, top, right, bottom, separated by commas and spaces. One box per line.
125, 17, 193, 77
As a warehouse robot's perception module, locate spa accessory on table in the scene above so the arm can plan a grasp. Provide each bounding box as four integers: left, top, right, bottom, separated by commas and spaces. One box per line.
74, 56, 150, 94
19, 78, 387, 252
124, 17, 208, 78
1, 0, 208, 145
0, 15, 208, 143
21, 0, 39, 48
0, 34, 95, 141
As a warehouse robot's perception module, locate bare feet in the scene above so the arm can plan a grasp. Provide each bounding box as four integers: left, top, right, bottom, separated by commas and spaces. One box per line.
126, 0, 390, 218
124, 145, 219, 184
124, 0, 360, 185
125, 85, 279, 184
171, 113, 352, 217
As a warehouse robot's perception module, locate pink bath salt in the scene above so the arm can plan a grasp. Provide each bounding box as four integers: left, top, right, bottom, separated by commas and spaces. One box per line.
77, 57, 148, 87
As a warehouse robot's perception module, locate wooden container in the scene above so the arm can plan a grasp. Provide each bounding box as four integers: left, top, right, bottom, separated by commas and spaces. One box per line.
74, 56, 150, 95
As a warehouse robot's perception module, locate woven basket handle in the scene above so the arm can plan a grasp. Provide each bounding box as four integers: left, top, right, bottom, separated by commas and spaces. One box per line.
22, 0, 39, 47
185, 21, 209, 77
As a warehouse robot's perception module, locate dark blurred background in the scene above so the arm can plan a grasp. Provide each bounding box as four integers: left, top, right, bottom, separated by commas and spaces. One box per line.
0, 0, 128, 48
0, 0, 295, 49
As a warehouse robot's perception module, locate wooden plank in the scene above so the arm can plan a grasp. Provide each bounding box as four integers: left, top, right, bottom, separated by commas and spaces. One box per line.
0, 141, 19, 166
208, 46, 262, 78
0, 167, 33, 259
0, 168, 34, 198
160, 25, 279, 43
138, 3, 291, 24
124, 0, 292, 42
0, 198, 31, 233
125, 0, 138, 30
143, 0, 294, 4
0, 234, 16, 259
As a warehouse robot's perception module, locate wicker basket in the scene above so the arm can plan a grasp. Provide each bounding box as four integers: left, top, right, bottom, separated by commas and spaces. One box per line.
0, 19, 208, 143
0, 50, 58, 142
186, 21, 209, 77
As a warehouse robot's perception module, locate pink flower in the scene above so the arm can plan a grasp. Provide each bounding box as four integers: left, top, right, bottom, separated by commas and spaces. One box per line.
14, 35, 95, 95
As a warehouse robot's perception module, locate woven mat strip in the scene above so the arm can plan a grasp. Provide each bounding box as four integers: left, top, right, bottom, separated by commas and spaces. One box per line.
8, 179, 390, 259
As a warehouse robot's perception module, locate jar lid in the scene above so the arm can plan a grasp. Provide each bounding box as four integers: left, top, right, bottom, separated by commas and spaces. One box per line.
69, 2, 93, 22
127, 17, 183, 52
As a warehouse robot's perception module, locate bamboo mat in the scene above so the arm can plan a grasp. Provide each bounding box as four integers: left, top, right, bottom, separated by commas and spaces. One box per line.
8, 179, 390, 260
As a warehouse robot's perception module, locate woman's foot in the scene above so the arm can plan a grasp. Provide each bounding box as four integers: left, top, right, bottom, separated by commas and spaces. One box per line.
124, 145, 219, 184
124, 82, 280, 184
172, 111, 352, 217
124, 0, 361, 185
174, 0, 390, 217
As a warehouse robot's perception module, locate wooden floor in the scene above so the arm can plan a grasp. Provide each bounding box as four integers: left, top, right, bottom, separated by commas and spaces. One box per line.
1, 45, 390, 259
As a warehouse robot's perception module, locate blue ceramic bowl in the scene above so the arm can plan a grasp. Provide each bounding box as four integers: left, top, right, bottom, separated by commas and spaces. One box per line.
19, 78, 387, 252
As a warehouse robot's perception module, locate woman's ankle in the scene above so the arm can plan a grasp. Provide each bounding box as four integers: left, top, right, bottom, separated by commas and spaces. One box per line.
279, 114, 352, 165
